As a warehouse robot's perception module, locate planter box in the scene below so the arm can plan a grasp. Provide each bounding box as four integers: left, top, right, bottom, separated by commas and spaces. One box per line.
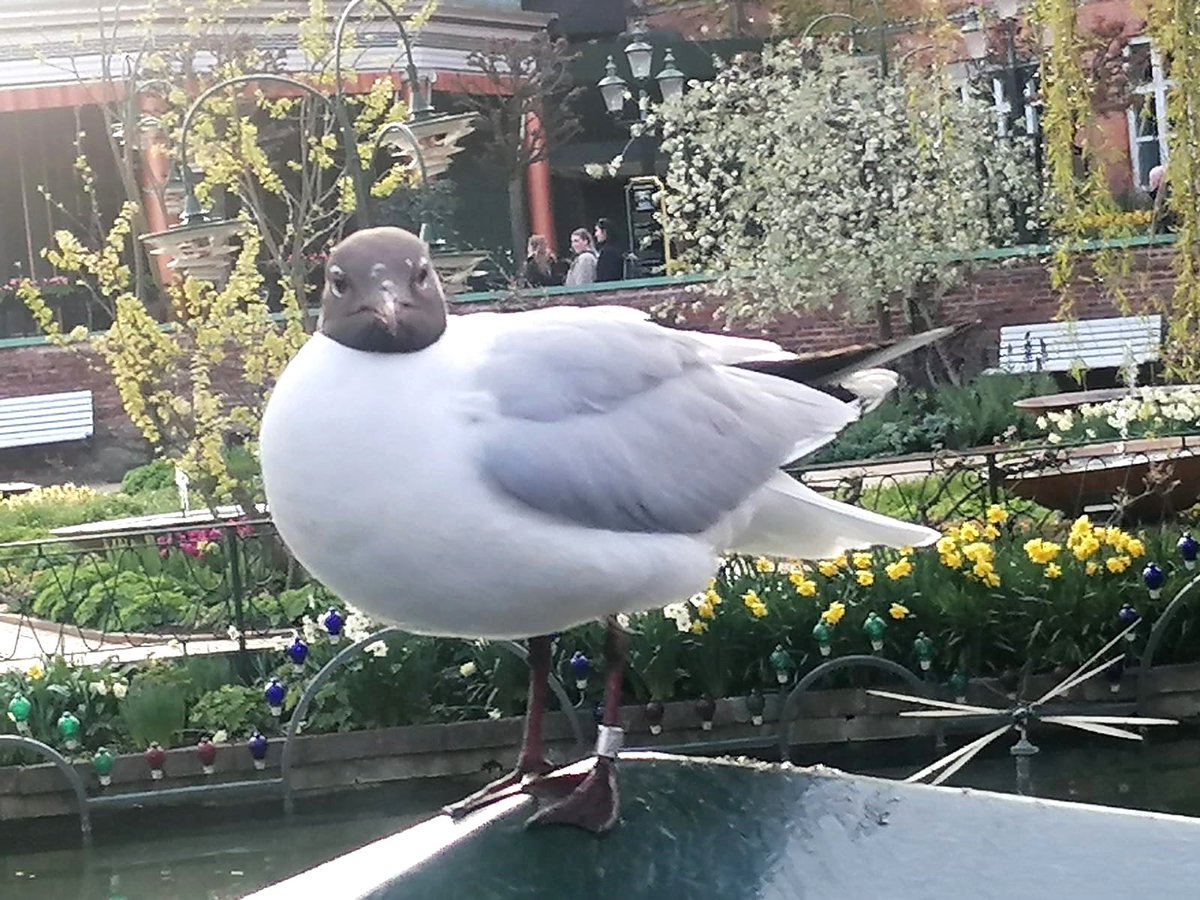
2, 660, 1199, 826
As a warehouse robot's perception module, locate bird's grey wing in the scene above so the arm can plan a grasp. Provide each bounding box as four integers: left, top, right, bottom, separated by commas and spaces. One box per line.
475, 316, 857, 534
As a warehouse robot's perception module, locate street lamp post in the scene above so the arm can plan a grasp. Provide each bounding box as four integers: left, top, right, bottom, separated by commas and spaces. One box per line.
800, 0, 889, 77
141, 0, 476, 278
958, 4, 1042, 175
595, 22, 686, 176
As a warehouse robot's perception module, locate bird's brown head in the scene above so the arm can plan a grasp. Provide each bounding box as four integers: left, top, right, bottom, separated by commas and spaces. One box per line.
318, 227, 447, 354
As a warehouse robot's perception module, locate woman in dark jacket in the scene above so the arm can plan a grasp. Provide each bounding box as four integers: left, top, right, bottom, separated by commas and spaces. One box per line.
593, 218, 624, 282
520, 234, 560, 287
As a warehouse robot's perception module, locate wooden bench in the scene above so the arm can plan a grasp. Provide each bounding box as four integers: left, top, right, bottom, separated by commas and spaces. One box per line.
994, 315, 1162, 374
0, 390, 94, 450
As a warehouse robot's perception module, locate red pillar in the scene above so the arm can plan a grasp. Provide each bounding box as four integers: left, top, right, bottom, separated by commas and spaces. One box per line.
524, 111, 556, 254
138, 95, 177, 283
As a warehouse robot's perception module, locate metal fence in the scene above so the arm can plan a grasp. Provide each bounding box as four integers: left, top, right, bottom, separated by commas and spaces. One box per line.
0, 518, 292, 668
792, 435, 1200, 530
2, 436, 1197, 669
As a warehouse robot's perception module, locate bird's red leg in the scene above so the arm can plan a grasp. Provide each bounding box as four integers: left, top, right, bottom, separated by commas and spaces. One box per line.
525, 616, 624, 835
443, 635, 555, 819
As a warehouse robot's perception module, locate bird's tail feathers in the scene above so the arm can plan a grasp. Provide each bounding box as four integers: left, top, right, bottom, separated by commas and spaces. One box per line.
836, 368, 900, 415
732, 472, 939, 559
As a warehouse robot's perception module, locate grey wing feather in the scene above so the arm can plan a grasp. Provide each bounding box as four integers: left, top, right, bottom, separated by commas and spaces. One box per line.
477, 316, 856, 534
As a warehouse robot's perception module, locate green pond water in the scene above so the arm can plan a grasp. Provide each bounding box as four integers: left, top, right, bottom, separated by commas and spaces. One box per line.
3, 735, 1199, 899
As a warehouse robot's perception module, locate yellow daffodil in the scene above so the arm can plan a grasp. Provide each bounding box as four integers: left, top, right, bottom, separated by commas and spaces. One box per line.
691, 620, 709, 634
26, 663, 44, 680
1106, 555, 1131, 574
1045, 563, 1062, 579
986, 504, 1009, 524
941, 550, 963, 569
852, 552, 873, 570
742, 590, 769, 618
1086, 561, 1100, 576
790, 573, 818, 596
958, 522, 981, 542
936, 536, 958, 556
1124, 537, 1145, 558
754, 556, 775, 573
885, 558, 913, 581
983, 524, 1001, 540
963, 542, 994, 565
821, 601, 846, 625
1024, 538, 1062, 564
889, 602, 910, 620
856, 570, 875, 587
817, 560, 841, 577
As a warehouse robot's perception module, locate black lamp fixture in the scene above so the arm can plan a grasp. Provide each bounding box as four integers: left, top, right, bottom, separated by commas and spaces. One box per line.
596, 21, 687, 123
140, 0, 477, 281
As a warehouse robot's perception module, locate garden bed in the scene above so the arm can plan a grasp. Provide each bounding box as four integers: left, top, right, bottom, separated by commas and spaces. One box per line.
3, 657, 1200, 826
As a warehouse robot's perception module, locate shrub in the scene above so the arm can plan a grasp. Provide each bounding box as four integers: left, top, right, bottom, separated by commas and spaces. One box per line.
120, 459, 177, 495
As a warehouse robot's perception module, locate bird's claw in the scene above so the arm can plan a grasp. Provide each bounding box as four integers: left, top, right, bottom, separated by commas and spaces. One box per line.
525, 756, 620, 835
443, 756, 555, 819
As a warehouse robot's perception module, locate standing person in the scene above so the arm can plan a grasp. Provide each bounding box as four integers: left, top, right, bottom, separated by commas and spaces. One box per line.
594, 217, 624, 282
564, 228, 598, 286
520, 234, 560, 287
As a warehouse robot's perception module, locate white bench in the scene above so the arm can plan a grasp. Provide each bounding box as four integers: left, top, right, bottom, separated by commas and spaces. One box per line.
995, 315, 1162, 374
0, 390, 94, 450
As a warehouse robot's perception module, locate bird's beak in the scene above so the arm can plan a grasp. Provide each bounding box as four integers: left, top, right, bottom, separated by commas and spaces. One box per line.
375, 279, 403, 333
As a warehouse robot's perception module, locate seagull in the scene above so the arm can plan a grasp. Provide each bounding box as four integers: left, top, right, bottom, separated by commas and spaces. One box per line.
259, 227, 939, 834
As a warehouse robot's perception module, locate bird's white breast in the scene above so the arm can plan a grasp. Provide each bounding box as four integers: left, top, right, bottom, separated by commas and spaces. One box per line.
259, 326, 715, 639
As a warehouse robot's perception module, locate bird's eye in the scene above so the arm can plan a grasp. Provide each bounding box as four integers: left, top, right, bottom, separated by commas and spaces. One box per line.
414, 263, 431, 289
328, 266, 349, 298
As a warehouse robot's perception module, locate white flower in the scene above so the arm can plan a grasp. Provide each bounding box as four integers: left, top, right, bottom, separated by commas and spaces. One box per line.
89, 680, 109, 697
615, 613, 631, 629
111, 681, 128, 699
459, 661, 477, 677
212, 729, 228, 744
226, 625, 242, 642
662, 602, 692, 633
364, 640, 389, 658
487, 708, 502, 720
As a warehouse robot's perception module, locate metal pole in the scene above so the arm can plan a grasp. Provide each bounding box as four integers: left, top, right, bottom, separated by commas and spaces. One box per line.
0, 735, 91, 845
224, 524, 250, 679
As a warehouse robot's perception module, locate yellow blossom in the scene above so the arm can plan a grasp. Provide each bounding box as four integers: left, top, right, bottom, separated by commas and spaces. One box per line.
983, 571, 1001, 587
885, 558, 913, 581
986, 504, 1009, 525
856, 570, 875, 587
790, 574, 818, 596
742, 590, 769, 618
888, 602, 910, 620
852, 552, 873, 570
1072, 536, 1101, 560
1086, 561, 1100, 576
1024, 538, 1062, 565
936, 536, 958, 556
1106, 555, 1131, 574
958, 522, 981, 542
941, 550, 964, 569
962, 542, 994, 565
983, 524, 1001, 540
754, 556, 775, 573
1124, 537, 1145, 558
833, 555, 849, 569
1045, 563, 1062, 579
821, 601, 846, 625
691, 620, 709, 634
817, 560, 841, 577
26, 663, 44, 680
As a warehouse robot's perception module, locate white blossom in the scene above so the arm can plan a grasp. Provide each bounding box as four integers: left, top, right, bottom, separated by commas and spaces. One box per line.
658, 42, 1039, 324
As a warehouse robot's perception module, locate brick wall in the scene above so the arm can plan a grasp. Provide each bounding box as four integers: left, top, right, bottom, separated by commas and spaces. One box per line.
0, 246, 1176, 483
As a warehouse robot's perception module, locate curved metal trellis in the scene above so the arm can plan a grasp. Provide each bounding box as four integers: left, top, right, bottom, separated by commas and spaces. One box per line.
0, 734, 91, 844
776, 654, 930, 760
279, 629, 586, 814
1137, 573, 1200, 714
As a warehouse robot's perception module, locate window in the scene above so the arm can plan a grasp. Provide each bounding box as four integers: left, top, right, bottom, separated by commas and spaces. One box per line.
1125, 38, 1171, 191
